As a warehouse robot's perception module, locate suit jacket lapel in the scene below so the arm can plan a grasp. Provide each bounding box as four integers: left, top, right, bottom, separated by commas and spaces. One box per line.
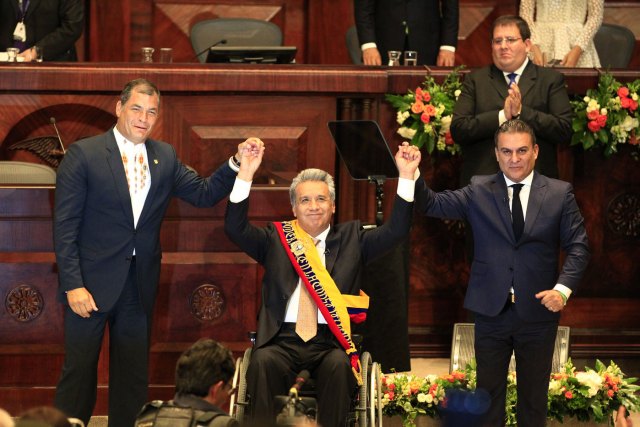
324, 228, 340, 274
517, 61, 538, 100
105, 130, 134, 227
489, 65, 510, 99
523, 172, 547, 237
490, 173, 514, 239
137, 140, 161, 227
24, 0, 42, 19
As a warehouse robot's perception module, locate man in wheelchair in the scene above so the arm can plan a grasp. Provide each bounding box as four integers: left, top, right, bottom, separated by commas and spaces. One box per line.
224, 142, 421, 426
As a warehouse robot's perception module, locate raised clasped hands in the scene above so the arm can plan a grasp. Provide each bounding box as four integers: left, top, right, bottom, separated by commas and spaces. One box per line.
395, 142, 421, 179
535, 289, 565, 313
504, 81, 522, 120
67, 287, 98, 318
237, 137, 265, 181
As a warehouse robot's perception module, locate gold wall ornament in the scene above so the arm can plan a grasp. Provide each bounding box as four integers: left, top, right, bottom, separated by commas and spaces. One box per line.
5, 284, 44, 322
189, 283, 225, 322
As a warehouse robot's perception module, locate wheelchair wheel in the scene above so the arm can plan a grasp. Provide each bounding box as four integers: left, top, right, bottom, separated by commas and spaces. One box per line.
233, 347, 252, 422
357, 352, 372, 427
368, 361, 382, 427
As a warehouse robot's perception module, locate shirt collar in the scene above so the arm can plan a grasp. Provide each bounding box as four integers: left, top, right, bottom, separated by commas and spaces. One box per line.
503, 58, 529, 81
312, 226, 331, 243
504, 170, 534, 188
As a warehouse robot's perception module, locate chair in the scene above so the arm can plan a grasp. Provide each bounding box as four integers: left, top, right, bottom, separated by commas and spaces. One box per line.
190, 18, 283, 63
450, 323, 571, 374
0, 161, 56, 186
230, 332, 383, 427
594, 23, 636, 69
346, 25, 363, 65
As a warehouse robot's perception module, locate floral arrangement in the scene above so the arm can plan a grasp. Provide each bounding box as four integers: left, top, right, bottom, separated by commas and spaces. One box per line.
379, 359, 639, 427
571, 72, 639, 159
385, 67, 464, 156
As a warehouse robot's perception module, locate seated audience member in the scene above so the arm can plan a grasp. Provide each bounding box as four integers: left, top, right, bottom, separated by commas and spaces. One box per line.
135, 338, 238, 427
224, 141, 421, 426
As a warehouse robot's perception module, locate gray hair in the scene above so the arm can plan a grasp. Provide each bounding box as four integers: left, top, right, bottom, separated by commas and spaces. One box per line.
289, 168, 336, 206
494, 119, 536, 147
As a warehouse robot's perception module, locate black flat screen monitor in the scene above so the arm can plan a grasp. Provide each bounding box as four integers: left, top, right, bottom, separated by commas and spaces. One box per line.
328, 120, 398, 180
206, 46, 297, 64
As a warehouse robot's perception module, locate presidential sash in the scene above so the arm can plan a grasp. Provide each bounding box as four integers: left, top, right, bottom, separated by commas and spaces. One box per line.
275, 220, 369, 385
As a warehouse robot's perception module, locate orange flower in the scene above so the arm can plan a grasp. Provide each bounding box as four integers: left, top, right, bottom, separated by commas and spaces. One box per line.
423, 104, 437, 117
411, 100, 425, 114
608, 389, 614, 398
618, 87, 630, 98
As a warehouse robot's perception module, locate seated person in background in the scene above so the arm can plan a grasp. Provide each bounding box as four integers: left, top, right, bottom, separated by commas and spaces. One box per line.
135, 338, 238, 427
0, 0, 84, 61
224, 141, 421, 426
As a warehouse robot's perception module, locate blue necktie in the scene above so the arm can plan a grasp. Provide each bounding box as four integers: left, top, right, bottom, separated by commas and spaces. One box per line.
511, 184, 524, 240
507, 72, 518, 86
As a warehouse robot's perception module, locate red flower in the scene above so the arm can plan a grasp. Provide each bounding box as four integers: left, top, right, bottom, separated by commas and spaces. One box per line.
588, 120, 602, 132
596, 114, 607, 127
415, 87, 431, 103
621, 97, 631, 109
565, 391, 573, 399
608, 389, 614, 398
630, 100, 638, 111
587, 109, 599, 120
445, 131, 455, 146
387, 391, 395, 400
421, 112, 431, 124
618, 87, 630, 98
630, 131, 638, 146
388, 383, 395, 391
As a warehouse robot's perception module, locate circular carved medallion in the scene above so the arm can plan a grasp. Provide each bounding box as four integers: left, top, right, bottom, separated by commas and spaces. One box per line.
5, 284, 44, 322
607, 193, 639, 237
189, 284, 225, 322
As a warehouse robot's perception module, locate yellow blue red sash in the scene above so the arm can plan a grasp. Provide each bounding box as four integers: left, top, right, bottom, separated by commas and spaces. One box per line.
275, 220, 369, 385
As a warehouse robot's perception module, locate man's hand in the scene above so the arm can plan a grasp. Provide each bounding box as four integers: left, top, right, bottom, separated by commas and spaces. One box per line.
436, 50, 455, 67
504, 83, 522, 120
66, 288, 98, 318
363, 47, 382, 66
395, 142, 421, 179
237, 137, 265, 182
615, 406, 633, 427
535, 290, 565, 313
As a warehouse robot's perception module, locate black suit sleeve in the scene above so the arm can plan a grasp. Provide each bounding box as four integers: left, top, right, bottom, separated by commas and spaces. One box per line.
439, 0, 459, 47
354, 0, 377, 46
30, 0, 84, 61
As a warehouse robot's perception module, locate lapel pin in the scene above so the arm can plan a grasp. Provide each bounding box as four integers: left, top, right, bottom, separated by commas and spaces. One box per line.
153, 159, 158, 164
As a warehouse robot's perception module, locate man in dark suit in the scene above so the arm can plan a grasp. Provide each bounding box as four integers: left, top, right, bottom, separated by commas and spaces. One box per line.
415, 119, 590, 426
354, 0, 459, 66
224, 142, 421, 427
0, 0, 84, 61
451, 15, 572, 186
53, 78, 263, 427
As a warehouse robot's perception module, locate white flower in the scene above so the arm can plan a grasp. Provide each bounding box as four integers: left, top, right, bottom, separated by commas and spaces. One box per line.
548, 379, 563, 395
454, 89, 461, 99
632, 93, 638, 101
440, 115, 452, 133
426, 374, 438, 383
621, 115, 639, 132
587, 99, 600, 111
397, 110, 410, 125
576, 370, 603, 397
397, 127, 416, 139
600, 108, 608, 115
425, 394, 434, 404
584, 96, 591, 102
417, 393, 428, 403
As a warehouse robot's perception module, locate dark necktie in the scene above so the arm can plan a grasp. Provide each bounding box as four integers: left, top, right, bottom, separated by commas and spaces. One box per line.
511, 184, 524, 240
507, 72, 518, 87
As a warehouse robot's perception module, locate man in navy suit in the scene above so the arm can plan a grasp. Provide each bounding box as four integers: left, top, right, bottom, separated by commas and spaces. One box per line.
225, 142, 421, 427
354, 0, 459, 66
451, 15, 572, 186
415, 120, 590, 426
53, 78, 263, 427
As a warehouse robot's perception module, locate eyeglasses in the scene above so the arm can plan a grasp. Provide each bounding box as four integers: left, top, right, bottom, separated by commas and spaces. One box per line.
492, 37, 522, 46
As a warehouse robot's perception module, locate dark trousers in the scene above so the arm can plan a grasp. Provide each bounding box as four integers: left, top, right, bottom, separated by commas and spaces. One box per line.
474, 303, 558, 427
54, 259, 150, 427
247, 324, 357, 427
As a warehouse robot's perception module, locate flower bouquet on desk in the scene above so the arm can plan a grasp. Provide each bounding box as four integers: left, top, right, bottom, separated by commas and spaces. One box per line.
571, 72, 639, 159
385, 67, 464, 156
547, 359, 640, 424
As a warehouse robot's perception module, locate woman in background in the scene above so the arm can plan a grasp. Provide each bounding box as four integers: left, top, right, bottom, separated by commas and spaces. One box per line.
520, 0, 603, 67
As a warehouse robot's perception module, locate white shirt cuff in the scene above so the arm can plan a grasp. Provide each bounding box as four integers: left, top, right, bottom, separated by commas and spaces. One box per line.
554, 284, 573, 300
361, 42, 377, 51
228, 157, 240, 172
499, 109, 508, 125
397, 177, 416, 202
229, 177, 252, 203
440, 45, 456, 52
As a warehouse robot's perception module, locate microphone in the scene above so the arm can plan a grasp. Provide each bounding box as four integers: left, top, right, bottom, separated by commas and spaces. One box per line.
289, 370, 310, 397
50, 117, 66, 154
193, 39, 227, 61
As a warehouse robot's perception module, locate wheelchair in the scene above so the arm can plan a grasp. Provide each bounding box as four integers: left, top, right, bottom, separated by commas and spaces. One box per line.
229, 332, 383, 427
